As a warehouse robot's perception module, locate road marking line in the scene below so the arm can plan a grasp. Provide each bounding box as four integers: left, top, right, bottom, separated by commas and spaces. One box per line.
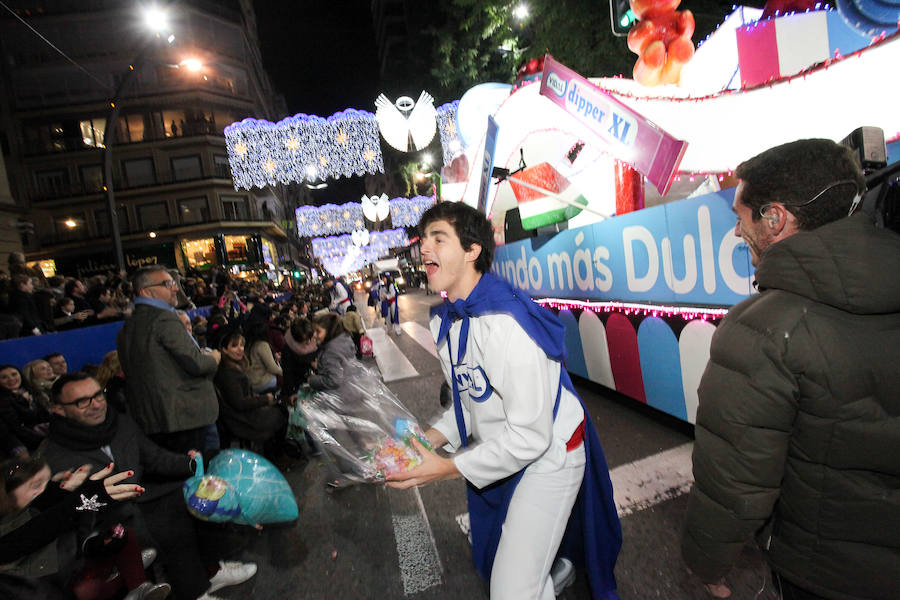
389, 486, 443, 595
610, 442, 694, 517
368, 327, 419, 382
400, 321, 439, 359
451, 442, 693, 539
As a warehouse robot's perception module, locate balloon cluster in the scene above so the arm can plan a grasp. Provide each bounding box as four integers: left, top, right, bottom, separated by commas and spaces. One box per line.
627, 0, 696, 86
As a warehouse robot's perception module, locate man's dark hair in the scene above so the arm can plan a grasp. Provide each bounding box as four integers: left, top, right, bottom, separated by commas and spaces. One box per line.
63, 279, 81, 296
132, 265, 169, 294
50, 371, 94, 404
736, 138, 866, 231
43, 352, 63, 362
418, 201, 495, 273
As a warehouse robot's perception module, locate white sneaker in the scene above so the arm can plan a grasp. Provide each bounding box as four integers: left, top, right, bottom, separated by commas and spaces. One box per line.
393, 325, 402, 335
206, 560, 257, 593
141, 547, 157, 569
196, 594, 223, 600
550, 557, 575, 596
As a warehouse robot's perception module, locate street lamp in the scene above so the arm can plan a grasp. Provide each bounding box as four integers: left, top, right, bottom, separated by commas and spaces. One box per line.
102, 5, 176, 273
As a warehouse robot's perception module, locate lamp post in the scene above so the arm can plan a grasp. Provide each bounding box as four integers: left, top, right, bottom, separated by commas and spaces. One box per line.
101, 6, 173, 273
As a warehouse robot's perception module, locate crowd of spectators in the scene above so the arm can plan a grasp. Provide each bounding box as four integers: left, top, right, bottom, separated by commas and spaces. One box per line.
0, 258, 366, 600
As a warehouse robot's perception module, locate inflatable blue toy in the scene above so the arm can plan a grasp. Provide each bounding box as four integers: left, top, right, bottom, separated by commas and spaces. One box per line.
182, 449, 299, 527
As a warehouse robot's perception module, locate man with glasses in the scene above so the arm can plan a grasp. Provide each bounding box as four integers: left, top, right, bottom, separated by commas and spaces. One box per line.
681, 139, 900, 599
117, 266, 221, 455
43, 372, 257, 600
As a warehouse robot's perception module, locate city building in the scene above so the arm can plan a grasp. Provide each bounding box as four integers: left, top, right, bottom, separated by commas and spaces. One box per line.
0, 0, 296, 281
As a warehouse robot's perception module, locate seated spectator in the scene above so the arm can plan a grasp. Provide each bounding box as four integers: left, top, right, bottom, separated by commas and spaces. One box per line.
8, 275, 44, 336
86, 285, 126, 322
43, 353, 68, 378
280, 319, 317, 397
268, 315, 289, 355
244, 321, 281, 394
23, 359, 57, 406
175, 310, 197, 343
53, 296, 90, 330
191, 316, 208, 349
42, 372, 257, 600
205, 311, 229, 352
96, 351, 127, 414
309, 312, 356, 391
214, 332, 288, 460
64, 279, 94, 315
0, 364, 50, 457
0, 458, 168, 600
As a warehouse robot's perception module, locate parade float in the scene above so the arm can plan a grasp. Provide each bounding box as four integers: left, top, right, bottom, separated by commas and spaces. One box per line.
223, 0, 900, 424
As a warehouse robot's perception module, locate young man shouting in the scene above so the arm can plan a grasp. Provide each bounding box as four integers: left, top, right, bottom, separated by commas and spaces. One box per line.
388, 201, 621, 599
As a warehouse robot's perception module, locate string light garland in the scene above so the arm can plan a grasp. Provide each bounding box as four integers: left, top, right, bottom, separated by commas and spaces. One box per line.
389, 195, 436, 227
225, 101, 464, 191
535, 298, 730, 321
225, 109, 385, 190
312, 228, 409, 260
295, 196, 435, 237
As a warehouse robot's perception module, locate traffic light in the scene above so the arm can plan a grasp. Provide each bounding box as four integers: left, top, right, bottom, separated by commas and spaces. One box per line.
610, 0, 637, 36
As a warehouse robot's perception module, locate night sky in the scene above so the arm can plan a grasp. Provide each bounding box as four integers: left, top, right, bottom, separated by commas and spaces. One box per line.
253, 0, 382, 118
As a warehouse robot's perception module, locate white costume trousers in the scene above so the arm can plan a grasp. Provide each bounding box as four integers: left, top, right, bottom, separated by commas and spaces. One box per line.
490, 444, 585, 600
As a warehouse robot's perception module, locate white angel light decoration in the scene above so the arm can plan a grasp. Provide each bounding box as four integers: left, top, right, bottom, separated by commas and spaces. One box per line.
350, 228, 370, 247
362, 193, 390, 222
375, 91, 437, 152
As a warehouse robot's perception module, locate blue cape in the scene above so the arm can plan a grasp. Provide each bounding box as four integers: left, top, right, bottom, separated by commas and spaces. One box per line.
432, 272, 622, 600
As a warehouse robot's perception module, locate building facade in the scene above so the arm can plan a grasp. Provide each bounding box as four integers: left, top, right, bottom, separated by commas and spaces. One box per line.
0, 0, 295, 280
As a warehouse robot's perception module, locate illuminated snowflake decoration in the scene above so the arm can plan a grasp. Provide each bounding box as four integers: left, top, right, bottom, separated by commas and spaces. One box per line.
224, 109, 385, 190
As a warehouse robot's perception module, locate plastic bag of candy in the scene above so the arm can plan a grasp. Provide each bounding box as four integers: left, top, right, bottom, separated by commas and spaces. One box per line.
291, 360, 431, 482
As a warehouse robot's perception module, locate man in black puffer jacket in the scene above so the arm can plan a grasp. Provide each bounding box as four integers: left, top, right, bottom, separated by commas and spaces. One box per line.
681, 138, 900, 600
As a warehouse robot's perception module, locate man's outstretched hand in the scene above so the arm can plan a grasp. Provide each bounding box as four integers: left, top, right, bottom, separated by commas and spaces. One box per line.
385, 437, 460, 489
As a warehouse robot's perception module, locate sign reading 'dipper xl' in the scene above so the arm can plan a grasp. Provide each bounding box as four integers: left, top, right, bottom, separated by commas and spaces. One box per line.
539, 55, 687, 195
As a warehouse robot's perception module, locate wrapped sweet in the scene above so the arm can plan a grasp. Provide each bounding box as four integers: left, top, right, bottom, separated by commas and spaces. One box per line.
290, 362, 432, 483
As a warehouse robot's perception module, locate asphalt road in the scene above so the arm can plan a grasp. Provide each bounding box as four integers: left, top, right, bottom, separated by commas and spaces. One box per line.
212, 289, 771, 600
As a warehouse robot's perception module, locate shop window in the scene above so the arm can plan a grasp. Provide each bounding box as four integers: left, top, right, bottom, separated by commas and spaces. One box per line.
182, 238, 216, 268
224, 234, 249, 262
80, 164, 104, 193
35, 168, 69, 197
221, 194, 249, 221
172, 155, 203, 181
137, 202, 169, 230
179, 197, 209, 224
95, 206, 130, 236
123, 158, 156, 188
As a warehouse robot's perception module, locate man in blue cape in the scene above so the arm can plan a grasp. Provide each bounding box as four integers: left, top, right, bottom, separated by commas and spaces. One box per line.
388, 201, 621, 599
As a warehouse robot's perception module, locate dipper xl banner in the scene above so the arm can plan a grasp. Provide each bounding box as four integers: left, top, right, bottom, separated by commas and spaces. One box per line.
539, 55, 687, 195
492, 189, 754, 306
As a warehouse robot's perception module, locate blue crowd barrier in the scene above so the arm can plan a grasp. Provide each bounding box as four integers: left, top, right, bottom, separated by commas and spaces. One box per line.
0, 305, 215, 371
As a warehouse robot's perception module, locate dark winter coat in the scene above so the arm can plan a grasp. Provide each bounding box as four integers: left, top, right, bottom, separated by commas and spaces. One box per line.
308, 333, 356, 391
682, 213, 900, 599
214, 358, 286, 442
117, 302, 219, 435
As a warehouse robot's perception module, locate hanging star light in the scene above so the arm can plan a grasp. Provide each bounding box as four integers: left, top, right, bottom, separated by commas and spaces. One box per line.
436, 100, 462, 164
390, 195, 437, 227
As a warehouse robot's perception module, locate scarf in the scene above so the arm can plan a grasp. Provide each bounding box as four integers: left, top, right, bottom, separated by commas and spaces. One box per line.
284, 331, 317, 356
48, 407, 118, 451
